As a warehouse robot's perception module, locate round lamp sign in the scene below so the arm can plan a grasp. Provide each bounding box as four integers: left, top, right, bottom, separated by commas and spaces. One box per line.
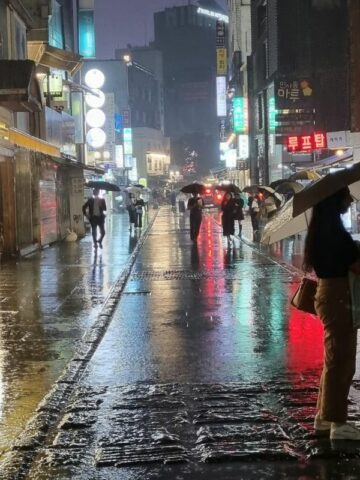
86, 108, 106, 128
84, 69, 107, 154
86, 128, 106, 148
84, 69, 105, 89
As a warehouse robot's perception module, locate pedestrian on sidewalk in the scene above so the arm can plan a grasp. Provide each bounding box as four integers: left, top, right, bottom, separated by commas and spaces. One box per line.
303, 186, 360, 441
170, 190, 177, 212
178, 192, 186, 214
233, 192, 245, 238
134, 194, 145, 229
221, 192, 235, 247
187, 193, 204, 242
248, 194, 260, 241
82, 188, 107, 249
125, 193, 136, 231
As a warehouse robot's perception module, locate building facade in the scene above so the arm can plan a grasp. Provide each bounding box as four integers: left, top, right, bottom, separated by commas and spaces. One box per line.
0, 0, 92, 255
249, 0, 350, 184
154, 1, 226, 175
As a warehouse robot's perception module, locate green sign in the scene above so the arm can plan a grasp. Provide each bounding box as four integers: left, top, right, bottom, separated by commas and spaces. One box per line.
233, 97, 248, 134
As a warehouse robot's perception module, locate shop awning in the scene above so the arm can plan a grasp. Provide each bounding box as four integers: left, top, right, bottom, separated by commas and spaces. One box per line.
0, 60, 42, 112
27, 42, 83, 76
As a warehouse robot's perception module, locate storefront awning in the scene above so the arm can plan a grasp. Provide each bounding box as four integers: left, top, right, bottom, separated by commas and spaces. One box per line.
0, 60, 42, 112
27, 42, 83, 76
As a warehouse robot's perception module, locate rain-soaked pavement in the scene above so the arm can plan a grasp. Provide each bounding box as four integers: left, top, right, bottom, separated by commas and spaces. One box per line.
0, 212, 154, 457
2, 208, 360, 479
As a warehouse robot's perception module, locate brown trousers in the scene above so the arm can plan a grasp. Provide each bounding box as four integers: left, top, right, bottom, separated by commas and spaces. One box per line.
315, 277, 357, 423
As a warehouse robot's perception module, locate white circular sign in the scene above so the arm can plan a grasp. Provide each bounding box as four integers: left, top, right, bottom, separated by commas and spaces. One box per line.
86, 128, 106, 148
85, 89, 105, 108
84, 69, 105, 89
86, 108, 106, 128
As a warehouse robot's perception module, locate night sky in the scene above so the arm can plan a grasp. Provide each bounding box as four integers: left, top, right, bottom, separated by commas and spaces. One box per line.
95, 0, 227, 59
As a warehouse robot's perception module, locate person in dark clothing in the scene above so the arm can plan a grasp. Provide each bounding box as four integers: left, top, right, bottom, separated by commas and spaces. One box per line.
134, 195, 145, 229
303, 187, 360, 440
233, 193, 245, 237
221, 192, 235, 247
82, 188, 107, 249
187, 194, 203, 242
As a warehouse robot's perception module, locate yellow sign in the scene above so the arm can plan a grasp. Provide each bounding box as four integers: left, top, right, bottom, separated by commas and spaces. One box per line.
217, 48, 227, 75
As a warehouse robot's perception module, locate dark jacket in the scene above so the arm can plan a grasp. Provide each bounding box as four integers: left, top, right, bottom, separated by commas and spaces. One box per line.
82, 197, 107, 218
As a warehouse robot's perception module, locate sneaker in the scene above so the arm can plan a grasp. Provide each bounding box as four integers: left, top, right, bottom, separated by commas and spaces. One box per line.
97, 240, 103, 249
314, 413, 331, 431
330, 422, 360, 440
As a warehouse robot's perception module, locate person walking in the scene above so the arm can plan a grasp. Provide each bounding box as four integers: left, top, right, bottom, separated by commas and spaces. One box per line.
178, 192, 186, 214
82, 188, 107, 249
233, 192, 245, 238
170, 190, 177, 212
221, 192, 236, 247
126, 193, 136, 231
303, 187, 360, 440
134, 194, 145, 229
248, 194, 260, 241
187, 193, 204, 242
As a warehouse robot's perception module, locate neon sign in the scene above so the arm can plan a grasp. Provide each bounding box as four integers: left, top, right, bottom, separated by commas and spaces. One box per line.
287, 132, 327, 153
197, 7, 229, 23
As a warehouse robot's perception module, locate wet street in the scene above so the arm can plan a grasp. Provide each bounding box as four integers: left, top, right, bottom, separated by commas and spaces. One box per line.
2, 208, 360, 479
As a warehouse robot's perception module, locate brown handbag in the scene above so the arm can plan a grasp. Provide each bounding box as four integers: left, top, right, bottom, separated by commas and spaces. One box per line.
290, 277, 318, 315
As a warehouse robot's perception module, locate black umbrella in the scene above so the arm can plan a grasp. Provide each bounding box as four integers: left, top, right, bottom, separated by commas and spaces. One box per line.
131, 184, 145, 189
181, 182, 205, 194
86, 181, 120, 192
214, 183, 241, 194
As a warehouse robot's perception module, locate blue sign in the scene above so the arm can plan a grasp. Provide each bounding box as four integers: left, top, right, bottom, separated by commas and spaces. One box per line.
79, 10, 95, 58
115, 113, 123, 132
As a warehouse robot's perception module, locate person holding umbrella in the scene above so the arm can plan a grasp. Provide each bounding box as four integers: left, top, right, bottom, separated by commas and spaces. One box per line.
303, 187, 360, 440
187, 193, 204, 242
82, 188, 107, 249
233, 192, 245, 237
221, 192, 236, 247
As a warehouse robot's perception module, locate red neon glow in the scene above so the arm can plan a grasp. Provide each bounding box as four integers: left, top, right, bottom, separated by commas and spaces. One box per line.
286, 132, 327, 153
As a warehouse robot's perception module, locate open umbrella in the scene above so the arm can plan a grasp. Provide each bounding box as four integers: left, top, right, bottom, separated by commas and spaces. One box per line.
289, 170, 321, 182
269, 178, 289, 189
131, 184, 145, 189
261, 163, 360, 245
243, 185, 259, 194
86, 181, 120, 192
275, 181, 304, 196
214, 183, 241, 194
181, 182, 205, 195
244, 185, 284, 207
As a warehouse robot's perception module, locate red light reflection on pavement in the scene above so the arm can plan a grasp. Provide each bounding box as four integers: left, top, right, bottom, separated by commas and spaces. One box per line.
286, 283, 324, 380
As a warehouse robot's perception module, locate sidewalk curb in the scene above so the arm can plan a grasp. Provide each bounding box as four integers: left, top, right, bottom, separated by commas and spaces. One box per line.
0, 211, 159, 479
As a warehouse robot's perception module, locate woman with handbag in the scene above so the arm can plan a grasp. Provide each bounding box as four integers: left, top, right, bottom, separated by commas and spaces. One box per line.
303, 186, 360, 440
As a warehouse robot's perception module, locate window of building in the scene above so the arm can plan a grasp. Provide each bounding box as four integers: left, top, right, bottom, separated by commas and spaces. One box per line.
8, 10, 27, 59
257, 1, 267, 38
49, 0, 64, 49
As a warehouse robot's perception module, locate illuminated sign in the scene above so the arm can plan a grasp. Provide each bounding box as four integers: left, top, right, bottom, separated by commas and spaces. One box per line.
216, 76, 227, 117
123, 128, 133, 155
216, 48, 227, 75
224, 149, 236, 168
84, 69, 105, 89
268, 96, 277, 133
286, 132, 327, 153
197, 7, 229, 23
79, 10, 95, 58
233, 97, 248, 134
115, 145, 124, 168
238, 135, 249, 159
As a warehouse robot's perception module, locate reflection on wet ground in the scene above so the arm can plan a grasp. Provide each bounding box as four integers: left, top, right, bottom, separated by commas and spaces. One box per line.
0, 213, 143, 453
21, 209, 360, 478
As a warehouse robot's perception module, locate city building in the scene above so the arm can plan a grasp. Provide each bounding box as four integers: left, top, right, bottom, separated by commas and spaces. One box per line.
154, 1, 227, 175
81, 58, 169, 187
249, 0, 350, 184
0, 0, 92, 255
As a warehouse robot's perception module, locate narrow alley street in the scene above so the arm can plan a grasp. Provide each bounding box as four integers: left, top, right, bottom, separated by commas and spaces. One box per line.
2, 208, 360, 479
